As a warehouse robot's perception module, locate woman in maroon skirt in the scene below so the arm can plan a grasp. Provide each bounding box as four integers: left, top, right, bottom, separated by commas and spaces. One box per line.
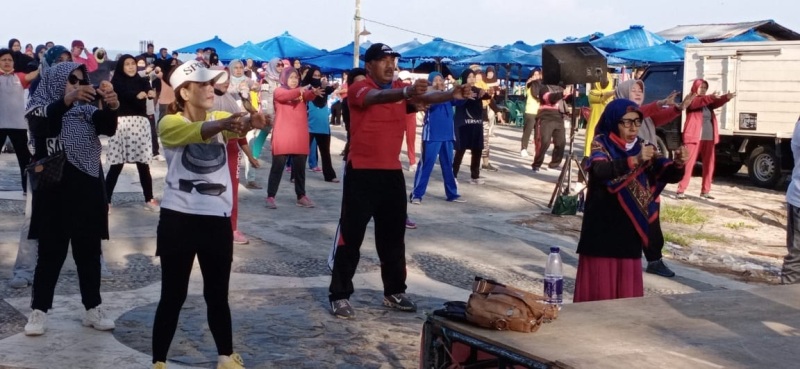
573, 99, 687, 302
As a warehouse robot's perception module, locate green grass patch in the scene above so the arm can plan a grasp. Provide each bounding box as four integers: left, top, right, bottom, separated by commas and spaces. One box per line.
661, 204, 708, 225
723, 222, 755, 230
691, 232, 727, 243
664, 232, 690, 247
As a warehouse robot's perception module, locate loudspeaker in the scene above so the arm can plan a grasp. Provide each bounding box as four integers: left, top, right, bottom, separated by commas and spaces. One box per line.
542, 43, 607, 85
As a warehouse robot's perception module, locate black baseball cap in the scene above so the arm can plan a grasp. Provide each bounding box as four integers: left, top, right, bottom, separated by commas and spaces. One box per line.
363, 43, 400, 63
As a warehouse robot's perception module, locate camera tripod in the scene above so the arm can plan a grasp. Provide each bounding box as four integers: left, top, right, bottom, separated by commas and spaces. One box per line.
548, 85, 587, 209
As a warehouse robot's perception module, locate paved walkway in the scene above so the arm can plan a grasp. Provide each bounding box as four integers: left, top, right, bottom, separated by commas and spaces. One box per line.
0, 125, 770, 368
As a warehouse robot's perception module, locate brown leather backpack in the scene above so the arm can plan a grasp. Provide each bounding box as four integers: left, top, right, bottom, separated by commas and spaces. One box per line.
466, 277, 559, 333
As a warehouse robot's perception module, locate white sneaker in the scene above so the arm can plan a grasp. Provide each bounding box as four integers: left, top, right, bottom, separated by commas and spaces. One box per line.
25, 309, 47, 336
470, 178, 485, 185
8, 276, 29, 289
83, 306, 115, 331
144, 199, 161, 213
520, 149, 529, 158
153, 154, 166, 162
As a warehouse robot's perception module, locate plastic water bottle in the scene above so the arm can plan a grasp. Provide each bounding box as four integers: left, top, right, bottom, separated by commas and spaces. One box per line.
544, 247, 564, 309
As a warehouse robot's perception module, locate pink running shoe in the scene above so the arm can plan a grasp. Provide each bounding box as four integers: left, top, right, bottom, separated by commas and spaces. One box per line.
296, 196, 315, 208
233, 230, 249, 245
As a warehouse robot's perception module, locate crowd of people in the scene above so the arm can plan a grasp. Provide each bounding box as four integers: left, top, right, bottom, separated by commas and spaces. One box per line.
5, 36, 797, 369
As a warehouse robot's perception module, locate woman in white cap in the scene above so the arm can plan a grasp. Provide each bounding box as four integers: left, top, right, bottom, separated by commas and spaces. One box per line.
151, 59, 266, 369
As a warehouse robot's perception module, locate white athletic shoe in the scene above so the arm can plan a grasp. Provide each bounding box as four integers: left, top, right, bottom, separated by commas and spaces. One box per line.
25, 309, 47, 336
83, 306, 115, 331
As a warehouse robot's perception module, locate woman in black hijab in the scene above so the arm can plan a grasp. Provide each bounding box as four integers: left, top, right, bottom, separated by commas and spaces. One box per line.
106, 54, 159, 211
7, 38, 34, 72
301, 66, 338, 182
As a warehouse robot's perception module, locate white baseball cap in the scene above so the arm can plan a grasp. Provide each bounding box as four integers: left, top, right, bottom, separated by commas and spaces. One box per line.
168, 60, 228, 88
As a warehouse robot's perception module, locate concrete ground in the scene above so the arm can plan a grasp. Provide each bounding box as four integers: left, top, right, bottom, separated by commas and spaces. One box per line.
0, 123, 786, 368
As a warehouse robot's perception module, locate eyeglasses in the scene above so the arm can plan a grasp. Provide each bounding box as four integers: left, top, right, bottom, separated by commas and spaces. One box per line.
68, 74, 90, 86
619, 118, 643, 128
178, 179, 227, 196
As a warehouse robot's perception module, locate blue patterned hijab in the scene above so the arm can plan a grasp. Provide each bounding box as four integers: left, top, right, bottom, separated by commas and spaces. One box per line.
27, 62, 102, 177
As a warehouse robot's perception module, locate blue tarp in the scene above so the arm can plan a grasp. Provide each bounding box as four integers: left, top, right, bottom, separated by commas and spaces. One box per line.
303, 53, 363, 74
174, 36, 234, 54
718, 29, 769, 43
611, 42, 686, 64
401, 37, 480, 60
393, 39, 423, 54
255, 31, 323, 60
578, 32, 605, 42
220, 42, 272, 62
591, 25, 668, 52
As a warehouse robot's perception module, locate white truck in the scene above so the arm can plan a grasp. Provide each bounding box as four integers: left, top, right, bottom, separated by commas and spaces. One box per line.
682, 41, 800, 188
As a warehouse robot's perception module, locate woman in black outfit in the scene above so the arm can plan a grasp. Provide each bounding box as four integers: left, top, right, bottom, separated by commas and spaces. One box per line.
452, 69, 491, 184
23, 62, 120, 336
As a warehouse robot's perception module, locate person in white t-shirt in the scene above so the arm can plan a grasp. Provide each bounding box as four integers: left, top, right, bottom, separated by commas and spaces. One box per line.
151, 59, 266, 369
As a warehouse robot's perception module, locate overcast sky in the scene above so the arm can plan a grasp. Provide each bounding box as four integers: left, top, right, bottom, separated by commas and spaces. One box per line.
10, 0, 796, 53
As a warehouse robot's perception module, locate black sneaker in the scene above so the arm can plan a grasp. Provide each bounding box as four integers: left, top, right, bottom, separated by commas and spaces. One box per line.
700, 193, 715, 200
646, 260, 676, 278
330, 299, 355, 319
383, 293, 417, 312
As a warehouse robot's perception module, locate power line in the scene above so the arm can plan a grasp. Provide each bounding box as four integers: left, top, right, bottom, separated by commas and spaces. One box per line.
359, 16, 492, 49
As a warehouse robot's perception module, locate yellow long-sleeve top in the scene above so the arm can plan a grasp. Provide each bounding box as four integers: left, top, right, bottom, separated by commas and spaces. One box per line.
158, 111, 244, 217
584, 80, 615, 157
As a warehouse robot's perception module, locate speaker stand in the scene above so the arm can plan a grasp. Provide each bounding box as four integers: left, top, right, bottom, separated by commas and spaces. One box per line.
548, 84, 587, 209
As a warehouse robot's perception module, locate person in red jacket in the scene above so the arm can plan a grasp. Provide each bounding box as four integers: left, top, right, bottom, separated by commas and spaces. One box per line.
676, 79, 735, 200
328, 43, 473, 319
264, 66, 322, 209
70, 40, 98, 73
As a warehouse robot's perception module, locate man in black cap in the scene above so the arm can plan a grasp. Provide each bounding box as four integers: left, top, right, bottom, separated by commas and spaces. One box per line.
328, 43, 474, 319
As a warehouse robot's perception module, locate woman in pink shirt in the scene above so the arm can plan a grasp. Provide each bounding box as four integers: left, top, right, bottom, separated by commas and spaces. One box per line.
264, 67, 321, 209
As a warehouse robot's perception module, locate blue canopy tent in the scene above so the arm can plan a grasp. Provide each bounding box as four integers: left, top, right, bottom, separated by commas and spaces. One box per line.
718, 29, 769, 43
454, 46, 527, 66
255, 31, 324, 60
220, 42, 272, 63
506, 40, 537, 53
401, 37, 480, 72
174, 35, 234, 54
529, 39, 557, 53
677, 35, 702, 46
591, 25, 668, 52
330, 41, 369, 55
303, 53, 364, 74
393, 38, 423, 54
611, 41, 688, 64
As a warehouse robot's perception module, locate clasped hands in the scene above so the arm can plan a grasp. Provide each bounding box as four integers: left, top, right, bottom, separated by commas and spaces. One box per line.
222, 111, 270, 134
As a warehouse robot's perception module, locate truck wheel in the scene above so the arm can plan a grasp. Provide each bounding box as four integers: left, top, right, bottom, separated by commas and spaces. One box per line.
714, 162, 743, 177
747, 146, 781, 188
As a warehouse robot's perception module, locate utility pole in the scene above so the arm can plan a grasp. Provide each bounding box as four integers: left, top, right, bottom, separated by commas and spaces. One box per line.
353, 0, 361, 68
